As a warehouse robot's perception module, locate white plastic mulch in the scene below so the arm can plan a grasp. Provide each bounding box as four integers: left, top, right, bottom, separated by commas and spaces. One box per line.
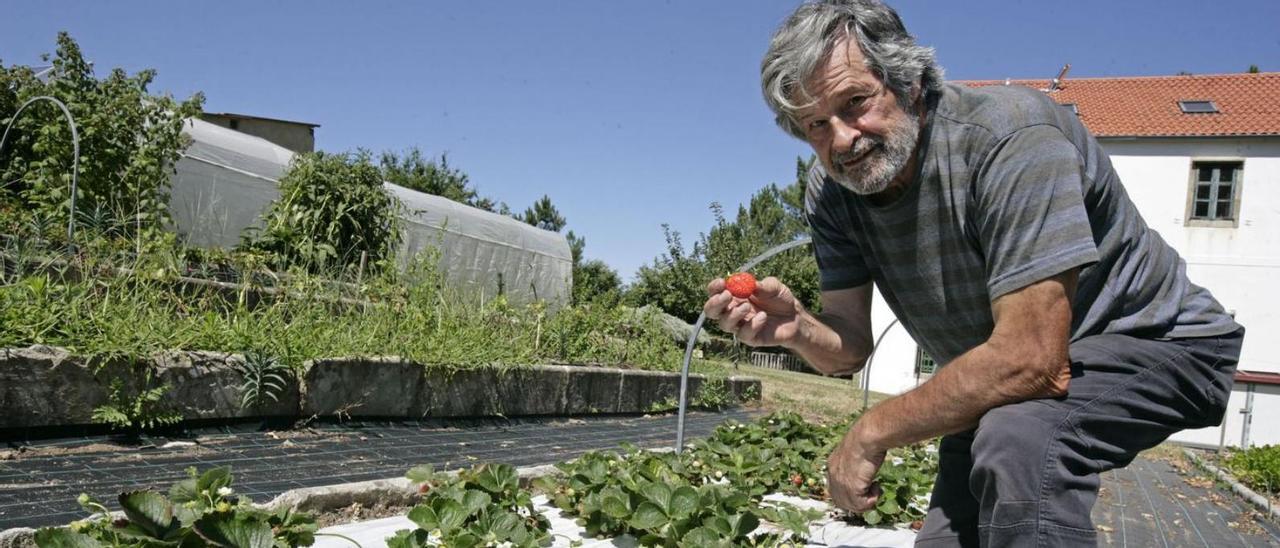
313, 494, 917, 548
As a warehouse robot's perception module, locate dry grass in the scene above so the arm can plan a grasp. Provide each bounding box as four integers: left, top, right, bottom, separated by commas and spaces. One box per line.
727, 363, 891, 424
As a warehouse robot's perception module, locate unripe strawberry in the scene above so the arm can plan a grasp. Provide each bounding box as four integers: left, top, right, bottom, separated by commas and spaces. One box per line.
725, 272, 757, 299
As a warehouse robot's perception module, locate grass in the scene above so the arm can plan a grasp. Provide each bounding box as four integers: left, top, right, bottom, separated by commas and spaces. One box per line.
0, 242, 719, 379
726, 363, 890, 424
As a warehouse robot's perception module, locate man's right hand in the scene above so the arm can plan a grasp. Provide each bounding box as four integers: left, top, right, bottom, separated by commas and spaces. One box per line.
703, 276, 804, 348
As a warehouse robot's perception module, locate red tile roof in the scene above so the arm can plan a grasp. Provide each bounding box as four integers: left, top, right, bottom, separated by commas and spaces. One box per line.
958, 72, 1280, 138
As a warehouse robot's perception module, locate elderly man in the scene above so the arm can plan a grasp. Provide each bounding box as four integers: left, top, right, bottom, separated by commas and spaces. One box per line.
703, 1, 1244, 546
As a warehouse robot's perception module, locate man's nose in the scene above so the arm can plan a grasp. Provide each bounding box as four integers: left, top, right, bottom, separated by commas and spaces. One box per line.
832, 119, 861, 152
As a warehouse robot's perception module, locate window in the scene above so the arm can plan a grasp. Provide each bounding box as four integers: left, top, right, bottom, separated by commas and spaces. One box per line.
914, 347, 936, 376
1179, 100, 1219, 114
1188, 161, 1242, 225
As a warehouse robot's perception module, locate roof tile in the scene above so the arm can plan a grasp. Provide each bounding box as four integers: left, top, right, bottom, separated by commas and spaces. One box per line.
958, 73, 1280, 137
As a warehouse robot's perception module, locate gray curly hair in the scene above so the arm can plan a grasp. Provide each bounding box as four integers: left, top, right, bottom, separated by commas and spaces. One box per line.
761, 0, 944, 139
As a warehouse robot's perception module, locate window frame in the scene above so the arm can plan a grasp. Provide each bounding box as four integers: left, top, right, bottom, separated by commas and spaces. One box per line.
914, 347, 937, 378
1185, 158, 1244, 228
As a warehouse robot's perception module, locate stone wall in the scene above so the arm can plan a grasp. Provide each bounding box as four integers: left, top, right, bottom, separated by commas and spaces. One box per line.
0, 346, 761, 430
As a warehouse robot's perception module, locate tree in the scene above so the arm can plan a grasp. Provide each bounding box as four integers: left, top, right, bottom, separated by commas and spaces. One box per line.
1247, 65, 1260, 74
380, 147, 497, 211
573, 259, 622, 306
520, 194, 566, 232
624, 156, 821, 324
0, 32, 204, 245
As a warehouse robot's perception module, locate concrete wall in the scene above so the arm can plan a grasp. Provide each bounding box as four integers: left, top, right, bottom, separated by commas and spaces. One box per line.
200, 114, 316, 153
1104, 137, 1280, 377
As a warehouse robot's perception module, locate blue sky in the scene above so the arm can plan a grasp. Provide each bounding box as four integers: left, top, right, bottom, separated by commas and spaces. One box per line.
4, 1, 1279, 282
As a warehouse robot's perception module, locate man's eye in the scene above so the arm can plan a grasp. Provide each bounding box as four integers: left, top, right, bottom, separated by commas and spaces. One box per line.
847, 95, 869, 109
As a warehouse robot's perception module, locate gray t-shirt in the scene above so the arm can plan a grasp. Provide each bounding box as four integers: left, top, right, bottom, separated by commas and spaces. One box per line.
806, 82, 1240, 366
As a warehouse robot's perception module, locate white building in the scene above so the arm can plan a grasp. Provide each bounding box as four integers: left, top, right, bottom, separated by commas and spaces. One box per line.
853, 72, 1280, 448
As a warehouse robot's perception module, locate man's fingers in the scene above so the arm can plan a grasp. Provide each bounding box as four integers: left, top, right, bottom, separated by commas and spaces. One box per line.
750, 276, 786, 301
706, 278, 726, 296
703, 290, 731, 320
719, 300, 754, 333
736, 310, 769, 345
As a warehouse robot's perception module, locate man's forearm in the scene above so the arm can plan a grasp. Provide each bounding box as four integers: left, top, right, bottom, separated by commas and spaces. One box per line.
785, 308, 872, 377
852, 339, 1069, 450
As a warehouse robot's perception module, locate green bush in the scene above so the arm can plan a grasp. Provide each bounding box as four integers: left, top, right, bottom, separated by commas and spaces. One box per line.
1, 32, 203, 247
1224, 444, 1280, 494
241, 150, 402, 276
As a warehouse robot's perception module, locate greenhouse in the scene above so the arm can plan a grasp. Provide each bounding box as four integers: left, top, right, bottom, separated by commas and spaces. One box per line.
168, 118, 573, 307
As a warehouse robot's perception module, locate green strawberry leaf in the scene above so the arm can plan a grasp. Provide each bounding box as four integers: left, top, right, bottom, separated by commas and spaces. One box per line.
863, 509, 883, 525
668, 486, 699, 519
472, 464, 518, 495
628, 502, 668, 531
405, 465, 436, 484
681, 526, 722, 546
195, 467, 233, 496
639, 482, 672, 512
192, 513, 273, 548
726, 512, 760, 537
406, 504, 439, 530
600, 493, 631, 519
117, 491, 177, 539
435, 499, 468, 532
461, 490, 491, 517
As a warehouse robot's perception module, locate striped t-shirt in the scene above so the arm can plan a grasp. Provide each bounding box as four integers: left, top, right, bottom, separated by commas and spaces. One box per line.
805, 82, 1240, 366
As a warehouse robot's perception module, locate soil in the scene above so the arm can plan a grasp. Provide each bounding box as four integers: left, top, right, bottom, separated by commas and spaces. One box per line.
313, 501, 415, 529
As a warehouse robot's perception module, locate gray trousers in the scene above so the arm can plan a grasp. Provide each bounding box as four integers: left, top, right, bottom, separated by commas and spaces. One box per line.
914, 328, 1244, 547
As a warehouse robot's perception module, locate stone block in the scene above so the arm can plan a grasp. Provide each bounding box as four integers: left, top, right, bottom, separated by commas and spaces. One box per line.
302, 357, 423, 417
563, 365, 624, 414
0, 346, 134, 428
153, 351, 300, 419
418, 366, 502, 417
493, 365, 571, 416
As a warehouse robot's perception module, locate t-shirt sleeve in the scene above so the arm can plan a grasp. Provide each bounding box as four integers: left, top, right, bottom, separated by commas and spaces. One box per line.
975, 124, 1100, 300
804, 166, 873, 291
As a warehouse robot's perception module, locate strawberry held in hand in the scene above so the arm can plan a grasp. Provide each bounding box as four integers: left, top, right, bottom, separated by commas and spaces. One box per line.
725, 272, 757, 299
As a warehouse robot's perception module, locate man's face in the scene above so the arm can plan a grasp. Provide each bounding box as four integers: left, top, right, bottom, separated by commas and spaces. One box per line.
797, 37, 920, 196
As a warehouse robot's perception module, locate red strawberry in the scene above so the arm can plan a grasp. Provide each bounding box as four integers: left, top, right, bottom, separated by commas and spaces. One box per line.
790, 473, 804, 486
725, 272, 757, 299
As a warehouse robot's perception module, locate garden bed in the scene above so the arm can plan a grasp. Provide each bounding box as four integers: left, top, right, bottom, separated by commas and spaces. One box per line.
311, 494, 919, 547
15, 412, 938, 547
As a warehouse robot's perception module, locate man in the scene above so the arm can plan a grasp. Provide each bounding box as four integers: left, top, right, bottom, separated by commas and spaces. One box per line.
702, 1, 1244, 546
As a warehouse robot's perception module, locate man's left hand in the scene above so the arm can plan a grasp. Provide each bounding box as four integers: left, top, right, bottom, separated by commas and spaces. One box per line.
827, 424, 887, 513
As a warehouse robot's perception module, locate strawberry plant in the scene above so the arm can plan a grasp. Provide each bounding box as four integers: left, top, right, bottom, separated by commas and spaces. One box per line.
536, 445, 820, 547
390, 463, 551, 548
33, 466, 320, 547
690, 412, 937, 528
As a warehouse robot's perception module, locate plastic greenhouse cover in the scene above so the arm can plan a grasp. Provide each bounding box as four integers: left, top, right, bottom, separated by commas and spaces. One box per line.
168, 118, 572, 308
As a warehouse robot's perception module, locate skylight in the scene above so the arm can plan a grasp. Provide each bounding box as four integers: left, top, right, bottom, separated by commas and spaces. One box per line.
1179, 100, 1219, 114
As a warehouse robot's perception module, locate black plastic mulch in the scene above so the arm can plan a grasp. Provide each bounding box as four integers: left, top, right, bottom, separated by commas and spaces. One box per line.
1093, 454, 1280, 547
0, 409, 756, 530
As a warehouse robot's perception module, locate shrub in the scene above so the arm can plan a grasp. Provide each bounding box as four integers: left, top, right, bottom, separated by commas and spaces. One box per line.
1224, 444, 1280, 494
1, 32, 203, 247
241, 150, 402, 276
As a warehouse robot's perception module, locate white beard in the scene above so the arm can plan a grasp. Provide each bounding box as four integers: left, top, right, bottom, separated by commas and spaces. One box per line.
828, 109, 920, 196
